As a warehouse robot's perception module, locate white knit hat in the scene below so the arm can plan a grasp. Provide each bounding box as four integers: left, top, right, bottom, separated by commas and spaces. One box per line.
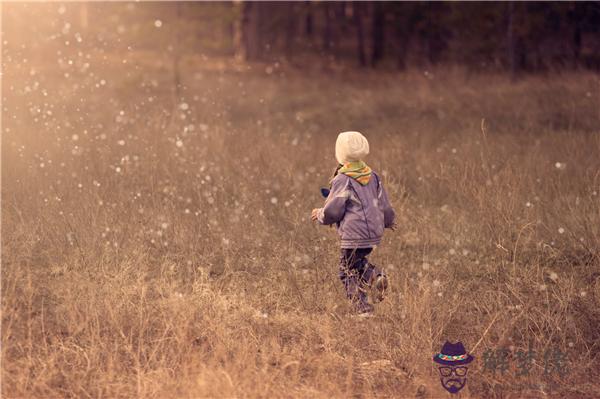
335, 131, 369, 164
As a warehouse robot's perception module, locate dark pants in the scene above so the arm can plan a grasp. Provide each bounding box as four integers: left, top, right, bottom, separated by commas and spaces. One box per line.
339, 248, 383, 306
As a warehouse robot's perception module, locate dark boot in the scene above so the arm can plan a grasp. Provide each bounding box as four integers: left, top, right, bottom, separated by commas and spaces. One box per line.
361, 262, 388, 302
373, 274, 388, 302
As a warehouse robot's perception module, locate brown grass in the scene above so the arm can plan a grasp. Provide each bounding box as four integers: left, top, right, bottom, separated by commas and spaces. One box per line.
2, 5, 600, 398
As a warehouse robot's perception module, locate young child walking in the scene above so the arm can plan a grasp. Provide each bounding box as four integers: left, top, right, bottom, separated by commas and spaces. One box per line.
311, 131, 395, 316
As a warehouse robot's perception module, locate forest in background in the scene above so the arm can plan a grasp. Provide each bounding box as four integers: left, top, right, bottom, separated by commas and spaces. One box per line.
8, 2, 600, 76
238, 2, 600, 73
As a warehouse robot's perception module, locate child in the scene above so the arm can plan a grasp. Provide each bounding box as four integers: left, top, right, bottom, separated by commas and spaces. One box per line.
311, 131, 395, 316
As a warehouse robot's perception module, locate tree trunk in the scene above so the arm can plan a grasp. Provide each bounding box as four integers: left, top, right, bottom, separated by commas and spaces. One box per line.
354, 2, 367, 67
572, 24, 582, 67
331, 2, 345, 60
233, 2, 244, 60
305, 1, 313, 38
323, 3, 332, 53
394, 5, 413, 70
371, 2, 385, 67
242, 2, 262, 60
507, 2, 517, 80
425, 3, 444, 65
285, 3, 296, 61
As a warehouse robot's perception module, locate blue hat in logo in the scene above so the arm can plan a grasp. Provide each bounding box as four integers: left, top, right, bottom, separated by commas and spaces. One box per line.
433, 341, 474, 366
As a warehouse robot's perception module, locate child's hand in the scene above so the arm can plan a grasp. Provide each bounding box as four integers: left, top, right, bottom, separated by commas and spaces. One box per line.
311, 208, 320, 221
389, 222, 397, 231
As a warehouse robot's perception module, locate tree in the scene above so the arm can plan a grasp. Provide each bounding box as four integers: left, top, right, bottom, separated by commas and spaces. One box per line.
390, 3, 417, 70
507, 2, 517, 79
323, 2, 333, 53
354, 2, 367, 67
371, 2, 385, 67
305, 1, 313, 38
241, 2, 262, 60
284, 3, 297, 61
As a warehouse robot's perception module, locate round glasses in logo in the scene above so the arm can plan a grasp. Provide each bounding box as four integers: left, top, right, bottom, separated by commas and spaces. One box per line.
438, 366, 468, 377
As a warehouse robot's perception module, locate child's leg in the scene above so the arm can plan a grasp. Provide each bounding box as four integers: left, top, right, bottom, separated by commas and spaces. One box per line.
358, 252, 388, 302
339, 249, 370, 307
361, 261, 384, 287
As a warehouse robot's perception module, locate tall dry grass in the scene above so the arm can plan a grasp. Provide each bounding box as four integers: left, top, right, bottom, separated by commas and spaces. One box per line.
2, 7, 600, 398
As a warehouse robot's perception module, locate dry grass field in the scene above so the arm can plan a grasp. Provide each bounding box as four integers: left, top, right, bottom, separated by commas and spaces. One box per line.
2, 4, 600, 398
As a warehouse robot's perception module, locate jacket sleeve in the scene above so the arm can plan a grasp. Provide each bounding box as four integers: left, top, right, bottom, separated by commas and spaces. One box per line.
379, 181, 396, 228
317, 175, 348, 225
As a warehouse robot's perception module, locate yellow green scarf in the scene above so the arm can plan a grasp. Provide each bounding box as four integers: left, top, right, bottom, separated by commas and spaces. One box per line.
339, 161, 372, 185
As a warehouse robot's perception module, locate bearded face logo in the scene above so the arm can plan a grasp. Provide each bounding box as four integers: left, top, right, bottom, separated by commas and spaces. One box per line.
433, 341, 474, 394
438, 365, 468, 393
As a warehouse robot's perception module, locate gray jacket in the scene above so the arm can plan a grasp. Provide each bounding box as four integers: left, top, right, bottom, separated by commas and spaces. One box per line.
317, 171, 395, 248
